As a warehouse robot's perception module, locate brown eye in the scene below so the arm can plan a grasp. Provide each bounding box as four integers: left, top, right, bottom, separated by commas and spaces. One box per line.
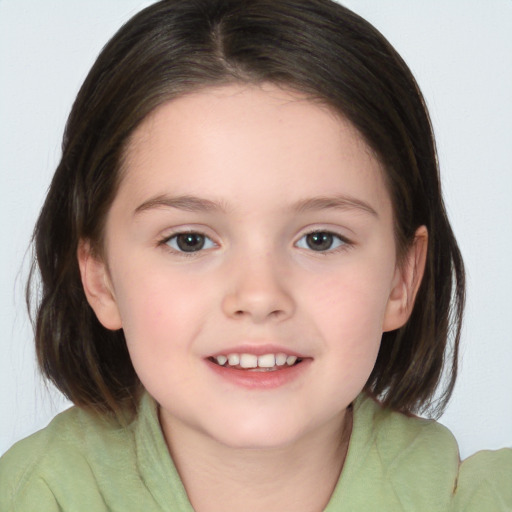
296, 231, 346, 252
306, 232, 334, 251
166, 232, 215, 253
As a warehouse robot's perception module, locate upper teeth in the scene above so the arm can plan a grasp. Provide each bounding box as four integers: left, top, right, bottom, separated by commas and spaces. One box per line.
213, 353, 298, 368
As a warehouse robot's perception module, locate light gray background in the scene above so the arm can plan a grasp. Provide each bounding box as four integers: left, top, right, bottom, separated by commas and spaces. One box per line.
1, 0, 511, 459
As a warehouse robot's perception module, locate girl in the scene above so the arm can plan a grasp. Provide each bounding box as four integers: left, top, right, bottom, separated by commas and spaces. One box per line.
0, 1, 510, 510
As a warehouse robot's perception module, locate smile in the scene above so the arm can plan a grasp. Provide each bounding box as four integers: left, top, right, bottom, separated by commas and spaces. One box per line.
209, 353, 303, 371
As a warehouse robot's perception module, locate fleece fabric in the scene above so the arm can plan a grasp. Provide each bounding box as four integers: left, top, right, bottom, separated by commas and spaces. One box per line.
1, 392, 510, 511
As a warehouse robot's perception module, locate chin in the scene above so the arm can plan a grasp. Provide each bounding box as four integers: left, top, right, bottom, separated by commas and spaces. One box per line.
205, 416, 310, 451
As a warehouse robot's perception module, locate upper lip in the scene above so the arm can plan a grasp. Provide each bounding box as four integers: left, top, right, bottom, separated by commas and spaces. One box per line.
207, 344, 309, 359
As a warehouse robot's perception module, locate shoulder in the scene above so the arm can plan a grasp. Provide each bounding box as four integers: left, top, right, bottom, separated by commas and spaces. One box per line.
355, 395, 460, 508
0, 394, 191, 512
332, 394, 512, 511
453, 447, 512, 511
0, 405, 133, 512
353, 393, 461, 467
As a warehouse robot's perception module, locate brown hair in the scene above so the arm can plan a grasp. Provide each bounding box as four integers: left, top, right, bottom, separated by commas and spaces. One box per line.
29, 0, 465, 418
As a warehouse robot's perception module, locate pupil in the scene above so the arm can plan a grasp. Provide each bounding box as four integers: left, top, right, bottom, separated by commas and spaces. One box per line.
307, 232, 333, 251
177, 233, 205, 252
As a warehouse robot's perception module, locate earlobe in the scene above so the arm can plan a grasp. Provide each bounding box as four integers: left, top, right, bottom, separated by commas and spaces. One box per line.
77, 240, 122, 330
382, 226, 428, 332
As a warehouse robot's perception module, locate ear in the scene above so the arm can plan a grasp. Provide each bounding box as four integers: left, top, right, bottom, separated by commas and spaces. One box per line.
382, 226, 428, 332
77, 240, 122, 330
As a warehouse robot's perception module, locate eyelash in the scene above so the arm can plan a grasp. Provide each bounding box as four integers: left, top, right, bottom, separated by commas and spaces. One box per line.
158, 231, 217, 257
158, 229, 352, 256
295, 230, 352, 254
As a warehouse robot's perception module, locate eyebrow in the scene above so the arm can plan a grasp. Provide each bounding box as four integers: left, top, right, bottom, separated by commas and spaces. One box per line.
134, 193, 378, 217
292, 195, 379, 217
134, 194, 227, 215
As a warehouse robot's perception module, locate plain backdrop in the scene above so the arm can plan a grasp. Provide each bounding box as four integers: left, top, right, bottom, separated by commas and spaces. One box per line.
1, 0, 511, 459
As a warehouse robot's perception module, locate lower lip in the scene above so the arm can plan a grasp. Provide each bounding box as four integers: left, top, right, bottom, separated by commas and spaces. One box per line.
205, 359, 311, 390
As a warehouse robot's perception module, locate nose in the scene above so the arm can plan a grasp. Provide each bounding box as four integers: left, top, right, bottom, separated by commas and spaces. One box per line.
221, 252, 295, 324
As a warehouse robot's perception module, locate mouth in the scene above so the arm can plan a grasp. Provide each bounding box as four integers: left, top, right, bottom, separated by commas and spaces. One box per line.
207, 352, 304, 372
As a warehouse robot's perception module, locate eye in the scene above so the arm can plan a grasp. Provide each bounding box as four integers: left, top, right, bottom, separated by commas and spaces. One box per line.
165, 232, 216, 253
295, 231, 347, 252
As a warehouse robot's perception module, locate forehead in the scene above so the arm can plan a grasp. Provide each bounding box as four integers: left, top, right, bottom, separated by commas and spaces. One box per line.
119, 83, 390, 216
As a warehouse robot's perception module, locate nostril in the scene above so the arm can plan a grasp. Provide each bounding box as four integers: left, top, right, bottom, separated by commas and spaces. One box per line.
232, 308, 284, 319
222, 288, 295, 323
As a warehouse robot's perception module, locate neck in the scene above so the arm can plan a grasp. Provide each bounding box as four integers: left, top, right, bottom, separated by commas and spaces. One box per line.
160, 408, 353, 512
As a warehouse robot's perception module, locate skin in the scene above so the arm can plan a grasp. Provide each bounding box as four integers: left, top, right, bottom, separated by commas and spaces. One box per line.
79, 83, 427, 511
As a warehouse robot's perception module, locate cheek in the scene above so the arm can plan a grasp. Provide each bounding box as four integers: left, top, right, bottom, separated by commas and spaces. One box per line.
111, 271, 208, 394
308, 277, 388, 400
301, 256, 395, 377
308, 261, 393, 333
111, 267, 208, 354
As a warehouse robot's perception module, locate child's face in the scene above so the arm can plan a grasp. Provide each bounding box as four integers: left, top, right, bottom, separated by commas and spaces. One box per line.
83, 83, 420, 450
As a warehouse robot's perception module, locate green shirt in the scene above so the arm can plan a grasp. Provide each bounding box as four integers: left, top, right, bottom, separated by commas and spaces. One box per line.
1, 393, 510, 511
